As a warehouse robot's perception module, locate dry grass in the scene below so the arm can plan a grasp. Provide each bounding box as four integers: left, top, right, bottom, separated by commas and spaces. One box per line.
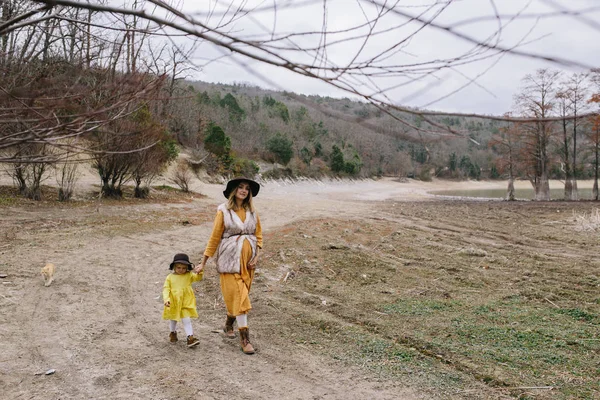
2, 186, 598, 399
573, 208, 600, 232
258, 201, 600, 399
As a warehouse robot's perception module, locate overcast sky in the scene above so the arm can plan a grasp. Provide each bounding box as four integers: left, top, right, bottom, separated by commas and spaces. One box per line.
177, 0, 600, 116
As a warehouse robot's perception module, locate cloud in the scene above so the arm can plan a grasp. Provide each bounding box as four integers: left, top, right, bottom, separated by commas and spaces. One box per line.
183, 0, 600, 115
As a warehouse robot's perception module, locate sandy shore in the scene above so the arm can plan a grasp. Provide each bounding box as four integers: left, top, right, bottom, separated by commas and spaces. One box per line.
191, 176, 597, 204
0, 164, 596, 203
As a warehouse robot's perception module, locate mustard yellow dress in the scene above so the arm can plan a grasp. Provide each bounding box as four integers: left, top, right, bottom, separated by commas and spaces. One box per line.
162, 271, 204, 321
204, 208, 262, 316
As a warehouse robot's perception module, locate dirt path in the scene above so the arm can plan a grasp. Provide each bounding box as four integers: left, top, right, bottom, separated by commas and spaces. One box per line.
3, 176, 597, 399
1, 178, 434, 400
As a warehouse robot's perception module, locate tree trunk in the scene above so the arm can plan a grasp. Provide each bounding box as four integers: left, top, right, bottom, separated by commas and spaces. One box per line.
12, 164, 27, 195
571, 179, 579, 201
564, 178, 577, 201
572, 103, 579, 201
1, 1, 10, 64
25, 186, 42, 201
595, 144, 599, 201
561, 115, 576, 200
86, 10, 92, 68
534, 173, 550, 201
133, 176, 148, 198
506, 177, 515, 201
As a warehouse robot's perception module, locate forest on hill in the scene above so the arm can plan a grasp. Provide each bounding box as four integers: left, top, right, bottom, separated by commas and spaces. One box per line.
180, 80, 503, 182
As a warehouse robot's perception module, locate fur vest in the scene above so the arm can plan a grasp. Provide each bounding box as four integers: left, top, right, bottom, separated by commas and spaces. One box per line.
215, 203, 258, 274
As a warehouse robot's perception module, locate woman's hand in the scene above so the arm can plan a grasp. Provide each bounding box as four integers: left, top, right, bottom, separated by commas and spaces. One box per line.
195, 255, 209, 274
248, 253, 259, 269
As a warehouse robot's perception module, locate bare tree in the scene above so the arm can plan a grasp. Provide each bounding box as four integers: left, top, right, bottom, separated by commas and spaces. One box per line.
556, 73, 588, 200
170, 159, 193, 192
514, 69, 561, 201
587, 71, 600, 200
128, 104, 177, 198
587, 114, 600, 200
3, 142, 52, 199
490, 117, 521, 201
0, 0, 169, 166
2, 1, 597, 151
55, 149, 79, 201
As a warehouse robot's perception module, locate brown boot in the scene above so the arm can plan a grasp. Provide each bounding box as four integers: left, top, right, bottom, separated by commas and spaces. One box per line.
169, 331, 178, 343
223, 315, 236, 339
238, 327, 255, 354
187, 335, 200, 348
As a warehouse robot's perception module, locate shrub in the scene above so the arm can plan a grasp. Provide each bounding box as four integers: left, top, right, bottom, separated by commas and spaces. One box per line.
56, 161, 79, 201
300, 146, 313, 165
231, 158, 259, 177
262, 167, 293, 180
418, 166, 433, 182
330, 145, 345, 173
489, 165, 500, 179
219, 93, 245, 122
170, 160, 194, 192
266, 133, 293, 165
204, 123, 231, 157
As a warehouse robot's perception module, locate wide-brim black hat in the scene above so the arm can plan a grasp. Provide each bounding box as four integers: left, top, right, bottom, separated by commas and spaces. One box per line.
223, 177, 260, 199
169, 253, 194, 270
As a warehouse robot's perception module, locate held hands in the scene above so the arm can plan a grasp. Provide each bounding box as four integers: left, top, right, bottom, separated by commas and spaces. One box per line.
193, 263, 204, 274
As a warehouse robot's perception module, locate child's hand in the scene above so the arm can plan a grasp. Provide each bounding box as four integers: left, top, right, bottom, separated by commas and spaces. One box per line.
164, 301, 170, 307
194, 265, 204, 274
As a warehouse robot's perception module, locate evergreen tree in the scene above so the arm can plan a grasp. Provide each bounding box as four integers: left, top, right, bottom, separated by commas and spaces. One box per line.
267, 133, 294, 165
220, 93, 245, 122
448, 152, 457, 171
330, 145, 345, 173
314, 142, 323, 157
204, 122, 231, 157
300, 146, 313, 165
490, 165, 500, 179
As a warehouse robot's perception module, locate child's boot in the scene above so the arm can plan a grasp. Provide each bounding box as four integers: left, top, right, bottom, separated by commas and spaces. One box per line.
223, 315, 236, 339
187, 335, 200, 348
169, 331, 178, 343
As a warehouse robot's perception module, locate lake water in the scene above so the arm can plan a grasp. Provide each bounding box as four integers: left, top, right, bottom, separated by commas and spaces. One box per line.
430, 188, 596, 200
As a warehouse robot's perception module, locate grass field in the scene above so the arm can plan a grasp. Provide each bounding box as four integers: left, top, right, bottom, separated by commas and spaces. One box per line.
259, 201, 600, 399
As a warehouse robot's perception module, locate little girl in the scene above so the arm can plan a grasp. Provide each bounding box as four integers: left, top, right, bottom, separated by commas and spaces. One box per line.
162, 253, 203, 347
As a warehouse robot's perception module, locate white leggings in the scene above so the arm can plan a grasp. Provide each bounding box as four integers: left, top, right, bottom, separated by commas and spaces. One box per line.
169, 318, 193, 336
236, 314, 248, 328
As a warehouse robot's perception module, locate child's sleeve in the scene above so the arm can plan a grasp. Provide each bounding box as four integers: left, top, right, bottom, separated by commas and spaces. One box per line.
162, 276, 171, 301
191, 271, 204, 282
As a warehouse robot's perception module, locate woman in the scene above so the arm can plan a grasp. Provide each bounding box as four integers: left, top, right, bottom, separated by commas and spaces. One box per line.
198, 177, 262, 354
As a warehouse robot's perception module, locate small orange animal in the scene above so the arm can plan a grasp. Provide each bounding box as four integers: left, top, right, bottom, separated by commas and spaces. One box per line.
41, 263, 56, 287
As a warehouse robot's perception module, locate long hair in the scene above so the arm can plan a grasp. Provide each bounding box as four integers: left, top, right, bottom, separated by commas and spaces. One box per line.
226, 183, 254, 212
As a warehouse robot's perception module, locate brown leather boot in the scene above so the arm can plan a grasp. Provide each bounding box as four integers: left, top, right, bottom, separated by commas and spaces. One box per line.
169, 331, 178, 343
187, 335, 200, 348
224, 315, 236, 339
238, 327, 255, 354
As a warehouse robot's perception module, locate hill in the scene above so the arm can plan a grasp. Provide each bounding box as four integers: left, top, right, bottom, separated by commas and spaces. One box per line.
169, 80, 503, 179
